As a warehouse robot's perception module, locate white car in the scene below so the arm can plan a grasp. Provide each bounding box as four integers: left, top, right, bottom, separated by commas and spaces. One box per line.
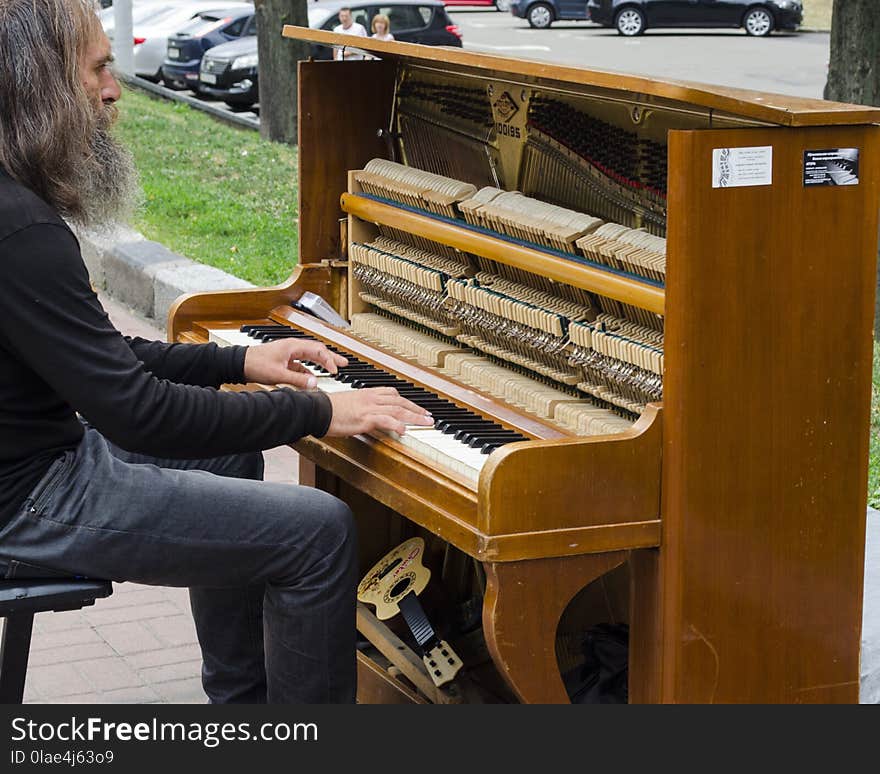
99, 2, 181, 39
101, 1, 252, 81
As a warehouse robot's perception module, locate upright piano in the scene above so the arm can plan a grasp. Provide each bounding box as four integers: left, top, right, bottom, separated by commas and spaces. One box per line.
169, 28, 880, 703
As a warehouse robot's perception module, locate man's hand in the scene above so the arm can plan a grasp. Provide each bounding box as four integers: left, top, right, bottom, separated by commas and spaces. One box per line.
325, 387, 434, 437
243, 339, 348, 390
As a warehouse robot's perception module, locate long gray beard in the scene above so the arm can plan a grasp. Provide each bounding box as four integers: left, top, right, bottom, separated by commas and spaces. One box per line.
69, 111, 141, 230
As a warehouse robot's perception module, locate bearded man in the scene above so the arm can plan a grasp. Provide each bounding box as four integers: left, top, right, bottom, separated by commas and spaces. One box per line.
0, 0, 432, 704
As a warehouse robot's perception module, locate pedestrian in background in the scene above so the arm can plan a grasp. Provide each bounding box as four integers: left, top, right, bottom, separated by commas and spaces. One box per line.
371, 13, 394, 41
332, 6, 368, 60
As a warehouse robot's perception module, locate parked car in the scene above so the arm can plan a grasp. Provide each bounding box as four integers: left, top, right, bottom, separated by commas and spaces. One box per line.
198, 0, 463, 108
442, 0, 512, 12
99, 2, 183, 38
510, 0, 802, 34
161, 7, 255, 92
509, 0, 585, 29
198, 30, 260, 108
584, 0, 802, 36
101, 1, 252, 81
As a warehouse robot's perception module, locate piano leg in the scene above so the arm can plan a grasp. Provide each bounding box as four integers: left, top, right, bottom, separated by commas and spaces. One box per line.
482, 552, 628, 704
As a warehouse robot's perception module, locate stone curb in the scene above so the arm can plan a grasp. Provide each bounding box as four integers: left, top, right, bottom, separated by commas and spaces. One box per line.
122, 75, 260, 132
74, 224, 253, 328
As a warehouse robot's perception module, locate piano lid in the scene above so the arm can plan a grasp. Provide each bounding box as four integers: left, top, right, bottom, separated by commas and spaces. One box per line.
281, 25, 880, 129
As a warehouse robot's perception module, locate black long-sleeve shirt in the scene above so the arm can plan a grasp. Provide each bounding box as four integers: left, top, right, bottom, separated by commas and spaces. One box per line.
0, 169, 332, 526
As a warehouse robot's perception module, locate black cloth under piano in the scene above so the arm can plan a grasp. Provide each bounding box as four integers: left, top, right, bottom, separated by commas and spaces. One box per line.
0, 168, 332, 528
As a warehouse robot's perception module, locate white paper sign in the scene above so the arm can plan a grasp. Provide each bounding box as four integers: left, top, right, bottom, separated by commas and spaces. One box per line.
712, 146, 773, 188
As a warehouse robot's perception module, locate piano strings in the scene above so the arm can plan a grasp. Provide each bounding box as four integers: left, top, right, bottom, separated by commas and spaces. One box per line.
394, 70, 668, 237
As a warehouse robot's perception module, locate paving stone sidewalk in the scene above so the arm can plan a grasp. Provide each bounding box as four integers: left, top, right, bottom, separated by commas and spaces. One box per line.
23, 293, 300, 704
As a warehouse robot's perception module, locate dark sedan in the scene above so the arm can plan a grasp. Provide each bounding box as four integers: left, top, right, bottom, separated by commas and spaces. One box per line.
162, 8, 255, 92
585, 0, 802, 36
199, 34, 260, 108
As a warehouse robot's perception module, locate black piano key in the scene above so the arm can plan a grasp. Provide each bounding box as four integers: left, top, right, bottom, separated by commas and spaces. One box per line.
240, 325, 296, 335
394, 388, 438, 398
258, 331, 311, 341
457, 428, 513, 443
240, 324, 280, 333
453, 425, 505, 441
436, 415, 495, 427
466, 433, 526, 448
345, 371, 404, 382
407, 400, 453, 411
255, 328, 310, 336
439, 419, 499, 433
412, 393, 451, 402
368, 384, 416, 392
300, 362, 331, 375
438, 421, 492, 434
433, 406, 474, 422
459, 426, 521, 440
408, 400, 463, 411
481, 441, 516, 454
337, 369, 382, 383
432, 414, 476, 425
236, 323, 532, 453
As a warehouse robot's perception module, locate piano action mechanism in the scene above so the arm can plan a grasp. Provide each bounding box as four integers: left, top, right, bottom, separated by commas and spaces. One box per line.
169, 29, 880, 703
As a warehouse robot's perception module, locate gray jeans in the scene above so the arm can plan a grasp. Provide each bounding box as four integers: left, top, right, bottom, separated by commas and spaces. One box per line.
0, 426, 357, 704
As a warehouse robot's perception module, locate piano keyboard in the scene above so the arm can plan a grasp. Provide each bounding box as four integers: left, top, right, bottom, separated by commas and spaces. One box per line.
208, 324, 530, 484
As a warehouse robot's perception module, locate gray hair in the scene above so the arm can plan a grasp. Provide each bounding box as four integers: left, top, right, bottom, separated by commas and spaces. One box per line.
0, 0, 103, 218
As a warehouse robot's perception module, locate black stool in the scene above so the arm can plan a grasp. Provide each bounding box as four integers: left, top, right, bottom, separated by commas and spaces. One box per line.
0, 579, 113, 703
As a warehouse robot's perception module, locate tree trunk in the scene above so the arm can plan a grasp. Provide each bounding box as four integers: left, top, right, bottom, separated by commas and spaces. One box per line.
824, 0, 880, 337
254, 0, 309, 145
825, 0, 880, 104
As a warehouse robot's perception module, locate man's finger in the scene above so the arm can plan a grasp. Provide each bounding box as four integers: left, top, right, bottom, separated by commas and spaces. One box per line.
276, 372, 319, 390
372, 387, 400, 398
380, 394, 431, 417
370, 414, 407, 436
311, 345, 346, 374
400, 408, 434, 426
386, 404, 433, 424
366, 388, 430, 418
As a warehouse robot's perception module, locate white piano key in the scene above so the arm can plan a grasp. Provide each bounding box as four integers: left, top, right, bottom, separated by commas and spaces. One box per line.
208, 328, 260, 347
390, 426, 488, 483
208, 328, 495, 484
311, 376, 355, 394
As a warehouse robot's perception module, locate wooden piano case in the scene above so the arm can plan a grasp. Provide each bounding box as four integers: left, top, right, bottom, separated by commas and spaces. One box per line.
169, 30, 880, 703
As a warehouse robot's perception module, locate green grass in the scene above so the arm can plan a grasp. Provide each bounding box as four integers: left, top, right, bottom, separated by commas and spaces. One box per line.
115, 87, 298, 287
